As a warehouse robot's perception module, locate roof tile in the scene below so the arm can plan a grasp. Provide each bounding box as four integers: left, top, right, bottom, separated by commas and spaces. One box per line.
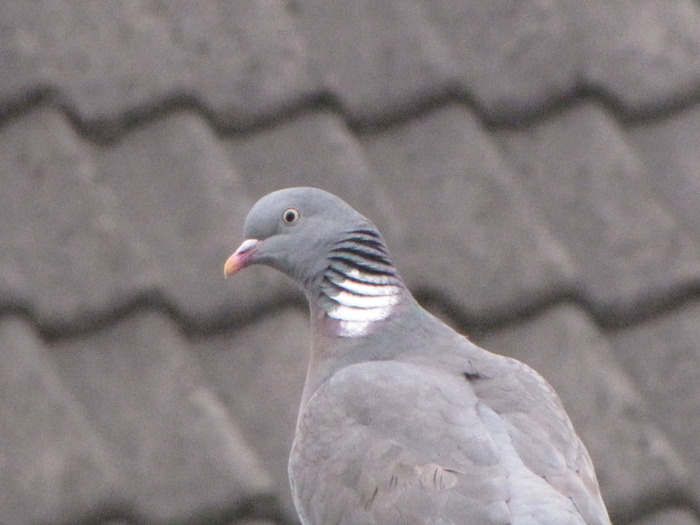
610, 300, 700, 495
0, 108, 151, 325
360, 103, 575, 317
495, 101, 700, 317
0, 317, 117, 525
50, 311, 274, 523
293, 0, 455, 122
193, 310, 309, 522
631, 507, 700, 525
424, 0, 576, 116
575, 0, 700, 113
629, 103, 700, 235
0, 1, 316, 124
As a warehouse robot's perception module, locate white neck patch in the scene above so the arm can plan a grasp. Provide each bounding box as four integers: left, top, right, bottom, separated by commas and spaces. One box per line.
322, 277, 401, 337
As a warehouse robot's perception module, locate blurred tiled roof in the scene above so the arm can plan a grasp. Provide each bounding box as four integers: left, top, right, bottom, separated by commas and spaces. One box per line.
2, 2, 700, 524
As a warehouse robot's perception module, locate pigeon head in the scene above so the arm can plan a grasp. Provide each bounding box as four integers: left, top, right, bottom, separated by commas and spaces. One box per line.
226, 187, 381, 283
226, 187, 406, 337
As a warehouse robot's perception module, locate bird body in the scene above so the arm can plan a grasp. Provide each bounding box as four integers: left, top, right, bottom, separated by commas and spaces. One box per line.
226, 187, 611, 525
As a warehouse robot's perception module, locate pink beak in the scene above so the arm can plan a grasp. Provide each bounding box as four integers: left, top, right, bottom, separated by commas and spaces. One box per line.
224, 239, 261, 277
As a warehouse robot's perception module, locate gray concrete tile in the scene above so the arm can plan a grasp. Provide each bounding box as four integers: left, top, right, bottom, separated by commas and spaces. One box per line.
193, 310, 309, 522
0, 107, 152, 325
629, 103, 700, 236
418, 0, 700, 119
50, 311, 274, 523
495, 101, 700, 318
0, 317, 117, 525
423, 0, 576, 116
610, 301, 700, 499
631, 507, 700, 525
359, 103, 575, 318
574, 0, 700, 113
0, 1, 317, 124
476, 304, 688, 517
292, 0, 455, 123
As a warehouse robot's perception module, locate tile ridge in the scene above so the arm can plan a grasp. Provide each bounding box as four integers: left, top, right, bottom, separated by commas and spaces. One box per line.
4, 84, 700, 145
5, 280, 700, 343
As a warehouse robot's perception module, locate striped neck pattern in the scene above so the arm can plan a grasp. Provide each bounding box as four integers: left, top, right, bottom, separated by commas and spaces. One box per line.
316, 229, 403, 337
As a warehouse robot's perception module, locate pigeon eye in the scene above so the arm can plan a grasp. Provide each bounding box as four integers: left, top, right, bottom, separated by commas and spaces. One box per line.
282, 207, 300, 225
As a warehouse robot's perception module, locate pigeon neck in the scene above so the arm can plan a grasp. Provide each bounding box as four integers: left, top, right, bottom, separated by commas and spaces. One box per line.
309, 228, 405, 338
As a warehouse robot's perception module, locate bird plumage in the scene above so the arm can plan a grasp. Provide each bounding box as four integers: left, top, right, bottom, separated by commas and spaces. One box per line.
225, 187, 611, 525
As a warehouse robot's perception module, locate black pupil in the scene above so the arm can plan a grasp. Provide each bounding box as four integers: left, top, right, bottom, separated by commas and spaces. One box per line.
285, 210, 297, 222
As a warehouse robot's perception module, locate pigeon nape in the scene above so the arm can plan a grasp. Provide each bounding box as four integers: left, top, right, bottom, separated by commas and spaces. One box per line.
225, 187, 612, 525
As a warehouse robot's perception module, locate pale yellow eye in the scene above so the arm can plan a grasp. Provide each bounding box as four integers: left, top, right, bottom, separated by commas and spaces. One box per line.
282, 207, 300, 225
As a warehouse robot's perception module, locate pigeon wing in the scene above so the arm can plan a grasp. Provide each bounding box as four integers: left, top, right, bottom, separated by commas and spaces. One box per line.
290, 360, 595, 525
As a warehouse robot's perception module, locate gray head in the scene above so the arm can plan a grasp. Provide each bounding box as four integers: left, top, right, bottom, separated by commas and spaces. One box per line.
225, 187, 405, 336
225, 187, 383, 282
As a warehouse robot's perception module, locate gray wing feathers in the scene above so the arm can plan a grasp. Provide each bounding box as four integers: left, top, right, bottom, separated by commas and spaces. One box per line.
474, 358, 610, 525
472, 357, 610, 525
291, 362, 511, 525
290, 359, 609, 524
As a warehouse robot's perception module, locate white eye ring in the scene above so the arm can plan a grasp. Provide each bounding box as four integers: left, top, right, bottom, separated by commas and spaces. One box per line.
282, 207, 300, 225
